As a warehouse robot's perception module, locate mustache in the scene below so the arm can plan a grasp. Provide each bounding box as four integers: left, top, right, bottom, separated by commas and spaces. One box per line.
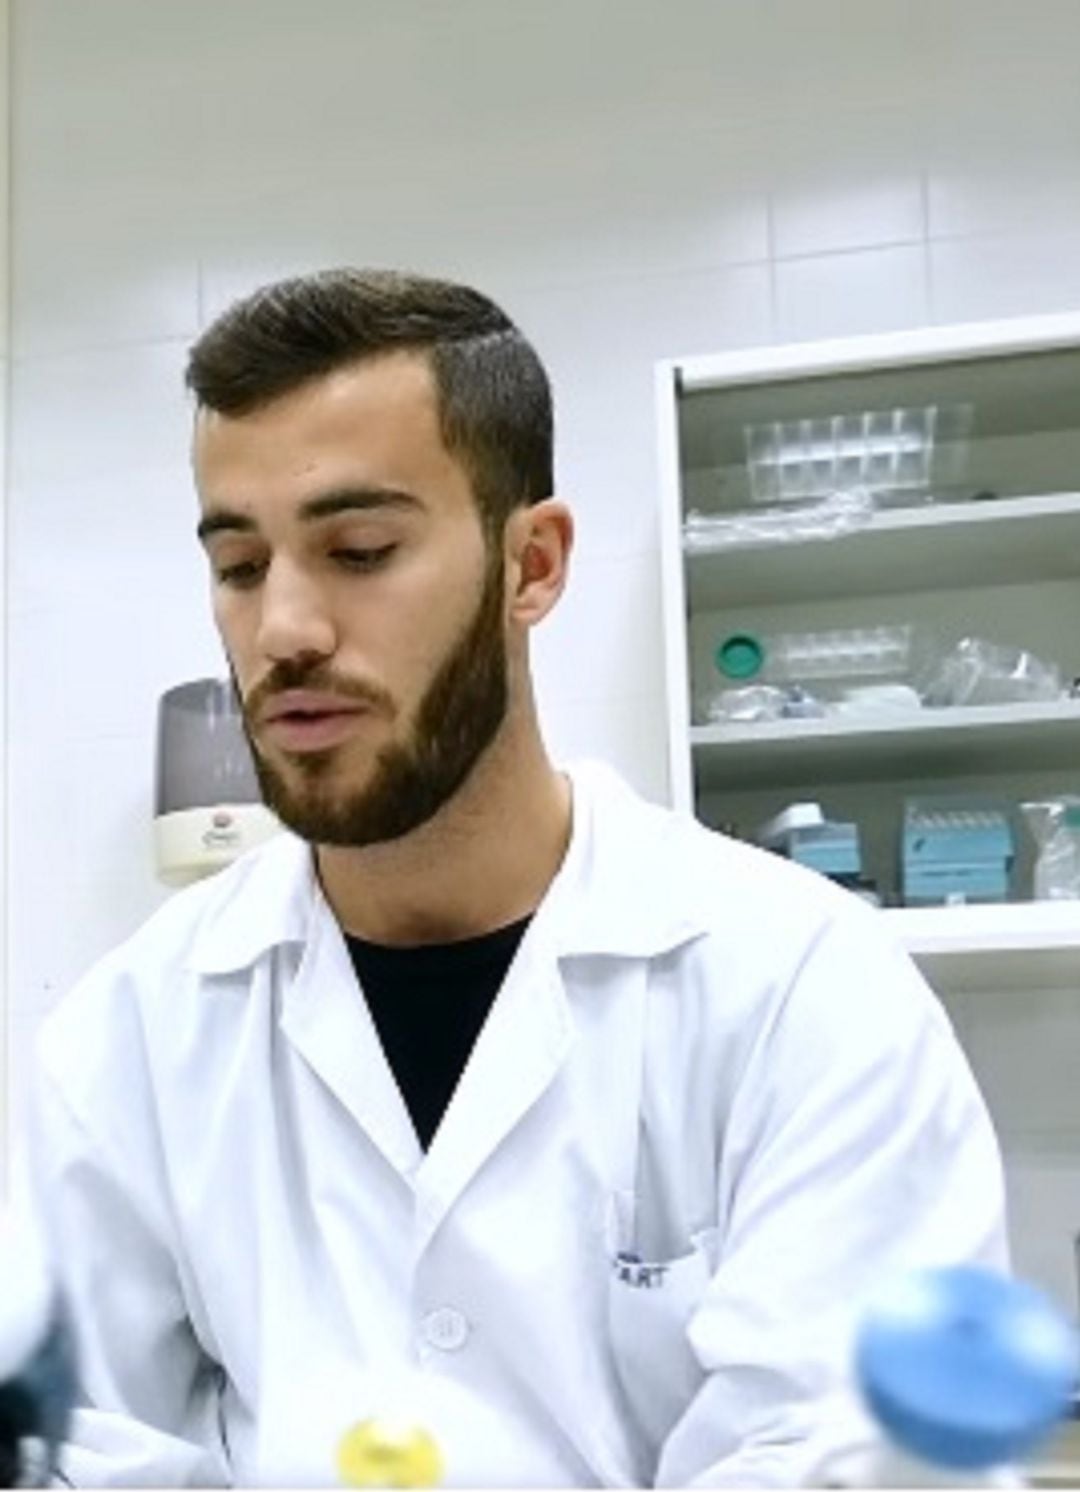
242, 662, 395, 723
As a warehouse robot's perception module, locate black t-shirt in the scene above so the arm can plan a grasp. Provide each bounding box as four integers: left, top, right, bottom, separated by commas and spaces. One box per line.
345, 916, 532, 1150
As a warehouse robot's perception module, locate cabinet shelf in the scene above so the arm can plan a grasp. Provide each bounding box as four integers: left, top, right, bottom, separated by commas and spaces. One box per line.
885, 902, 1080, 994
659, 315, 1080, 1321
691, 700, 1080, 791
685, 492, 1080, 609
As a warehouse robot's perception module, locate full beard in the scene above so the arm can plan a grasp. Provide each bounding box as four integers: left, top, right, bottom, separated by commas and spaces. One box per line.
242, 555, 509, 848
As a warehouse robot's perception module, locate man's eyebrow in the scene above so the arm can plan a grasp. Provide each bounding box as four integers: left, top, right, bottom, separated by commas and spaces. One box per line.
196, 487, 424, 545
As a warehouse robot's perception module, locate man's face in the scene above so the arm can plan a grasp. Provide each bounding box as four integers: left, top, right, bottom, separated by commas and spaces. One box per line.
193, 352, 510, 847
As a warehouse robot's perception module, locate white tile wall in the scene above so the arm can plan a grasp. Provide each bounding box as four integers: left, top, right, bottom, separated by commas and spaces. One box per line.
774, 243, 929, 344
517, 263, 772, 557
6, 0, 1080, 1305
6, 464, 208, 616
768, 107, 929, 260
927, 126, 1080, 242
10, 0, 204, 357
9, 589, 223, 746
772, 174, 926, 260
6, 739, 110, 1021
9, 341, 193, 489
543, 691, 671, 810
930, 229, 1080, 325
533, 550, 665, 703
200, 132, 771, 326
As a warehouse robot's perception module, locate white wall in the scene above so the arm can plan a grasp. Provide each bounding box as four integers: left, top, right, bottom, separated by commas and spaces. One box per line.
6, 0, 1080, 1290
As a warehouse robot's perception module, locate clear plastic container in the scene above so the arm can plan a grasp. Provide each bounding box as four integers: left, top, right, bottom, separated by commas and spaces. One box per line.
713, 625, 924, 694
742, 402, 974, 509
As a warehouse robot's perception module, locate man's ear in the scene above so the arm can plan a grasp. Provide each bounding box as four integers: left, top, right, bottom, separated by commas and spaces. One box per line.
505, 499, 574, 628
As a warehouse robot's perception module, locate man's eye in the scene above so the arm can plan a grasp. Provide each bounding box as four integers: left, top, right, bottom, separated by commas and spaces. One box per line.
215, 560, 265, 588
333, 545, 396, 572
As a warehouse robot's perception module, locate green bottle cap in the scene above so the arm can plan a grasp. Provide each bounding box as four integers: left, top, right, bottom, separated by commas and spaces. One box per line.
715, 633, 765, 681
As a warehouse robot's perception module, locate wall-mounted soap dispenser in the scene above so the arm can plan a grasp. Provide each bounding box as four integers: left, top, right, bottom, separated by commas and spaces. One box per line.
154, 678, 280, 886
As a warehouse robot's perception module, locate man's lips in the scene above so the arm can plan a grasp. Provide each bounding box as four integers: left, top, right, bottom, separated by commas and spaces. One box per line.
259, 690, 368, 725
257, 692, 372, 753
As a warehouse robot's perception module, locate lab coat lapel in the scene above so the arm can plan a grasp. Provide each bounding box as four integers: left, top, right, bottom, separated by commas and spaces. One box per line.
280, 898, 422, 1179
413, 933, 573, 1259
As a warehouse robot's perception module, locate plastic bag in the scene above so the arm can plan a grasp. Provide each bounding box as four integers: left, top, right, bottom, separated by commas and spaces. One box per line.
921, 638, 1066, 708
1021, 797, 1080, 899
682, 489, 874, 554
704, 685, 787, 723
703, 684, 827, 724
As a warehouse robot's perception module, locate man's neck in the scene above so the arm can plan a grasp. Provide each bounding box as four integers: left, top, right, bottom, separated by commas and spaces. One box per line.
314, 733, 572, 948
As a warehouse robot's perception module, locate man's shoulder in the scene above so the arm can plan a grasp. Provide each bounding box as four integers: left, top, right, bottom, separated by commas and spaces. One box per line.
110, 829, 305, 972
562, 763, 919, 1071
38, 832, 309, 1076
569, 759, 868, 951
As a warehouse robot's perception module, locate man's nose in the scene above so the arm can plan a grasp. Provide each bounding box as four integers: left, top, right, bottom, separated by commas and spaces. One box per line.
255, 558, 337, 664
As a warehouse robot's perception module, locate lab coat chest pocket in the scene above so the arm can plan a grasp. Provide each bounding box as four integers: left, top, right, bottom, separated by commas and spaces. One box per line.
606, 1216, 718, 1452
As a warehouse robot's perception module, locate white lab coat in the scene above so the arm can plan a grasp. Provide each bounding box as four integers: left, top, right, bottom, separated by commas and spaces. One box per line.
24, 761, 1007, 1488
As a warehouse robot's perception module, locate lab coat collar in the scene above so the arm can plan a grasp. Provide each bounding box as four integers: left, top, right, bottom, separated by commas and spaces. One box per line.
186, 759, 712, 977
186, 831, 316, 976
543, 760, 714, 960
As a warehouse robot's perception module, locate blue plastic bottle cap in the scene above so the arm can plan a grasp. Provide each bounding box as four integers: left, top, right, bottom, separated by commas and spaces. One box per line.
856, 1266, 1079, 1471
715, 633, 765, 681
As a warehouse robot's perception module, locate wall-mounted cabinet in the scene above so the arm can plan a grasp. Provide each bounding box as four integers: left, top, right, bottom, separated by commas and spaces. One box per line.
656, 312, 1080, 1325
658, 311, 1080, 911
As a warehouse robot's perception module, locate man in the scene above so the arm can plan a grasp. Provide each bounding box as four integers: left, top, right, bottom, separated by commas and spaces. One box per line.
24, 269, 1007, 1487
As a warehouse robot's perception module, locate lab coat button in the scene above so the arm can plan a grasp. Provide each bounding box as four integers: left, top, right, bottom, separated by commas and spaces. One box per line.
422, 1307, 469, 1351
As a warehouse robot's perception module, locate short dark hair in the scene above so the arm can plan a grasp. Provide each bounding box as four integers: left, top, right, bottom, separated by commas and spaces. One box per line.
186, 268, 554, 535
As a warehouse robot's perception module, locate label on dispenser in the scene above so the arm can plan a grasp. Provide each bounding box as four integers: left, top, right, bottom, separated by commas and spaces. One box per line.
154, 804, 281, 886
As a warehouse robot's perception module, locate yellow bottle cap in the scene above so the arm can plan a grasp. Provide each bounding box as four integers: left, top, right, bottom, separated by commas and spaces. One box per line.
336, 1417, 443, 1488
